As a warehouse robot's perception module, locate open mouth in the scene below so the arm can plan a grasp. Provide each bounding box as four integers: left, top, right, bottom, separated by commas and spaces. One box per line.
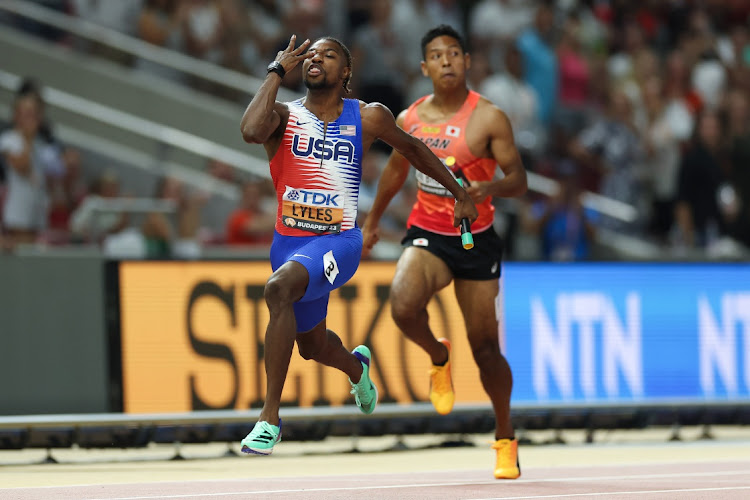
308, 65, 323, 76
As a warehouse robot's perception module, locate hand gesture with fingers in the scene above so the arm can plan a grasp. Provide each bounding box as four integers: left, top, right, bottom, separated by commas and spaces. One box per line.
273, 35, 314, 75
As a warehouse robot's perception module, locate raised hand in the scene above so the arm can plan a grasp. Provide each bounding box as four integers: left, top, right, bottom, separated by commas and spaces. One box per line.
273, 35, 314, 75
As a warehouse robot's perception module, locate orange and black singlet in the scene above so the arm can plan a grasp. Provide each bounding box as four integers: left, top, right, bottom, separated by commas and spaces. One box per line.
404, 90, 497, 235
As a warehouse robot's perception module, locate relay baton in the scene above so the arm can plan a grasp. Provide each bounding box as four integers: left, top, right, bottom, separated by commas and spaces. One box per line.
445, 156, 474, 250
455, 177, 474, 250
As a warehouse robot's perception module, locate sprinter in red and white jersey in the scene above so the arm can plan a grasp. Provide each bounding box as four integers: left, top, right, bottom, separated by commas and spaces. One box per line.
238, 34, 477, 456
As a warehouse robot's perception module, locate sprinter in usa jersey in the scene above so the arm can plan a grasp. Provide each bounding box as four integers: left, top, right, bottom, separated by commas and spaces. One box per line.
238, 35, 477, 456
361, 25, 528, 479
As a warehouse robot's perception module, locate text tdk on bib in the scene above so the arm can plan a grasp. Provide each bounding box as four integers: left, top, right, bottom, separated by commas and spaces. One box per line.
281, 186, 345, 234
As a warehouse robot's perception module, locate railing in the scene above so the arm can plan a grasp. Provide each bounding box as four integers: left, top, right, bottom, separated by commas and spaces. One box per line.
0, 68, 267, 179
0, 399, 744, 430
0, 0, 297, 103
0, 67, 640, 226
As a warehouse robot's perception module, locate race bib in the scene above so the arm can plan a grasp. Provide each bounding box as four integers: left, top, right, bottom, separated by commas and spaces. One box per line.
323, 250, 339, 284
415, 158, 456, 197
281, 186, 344, 234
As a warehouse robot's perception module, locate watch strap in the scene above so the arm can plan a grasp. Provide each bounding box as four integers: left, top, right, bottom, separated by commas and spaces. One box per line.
267, 61, 286, 78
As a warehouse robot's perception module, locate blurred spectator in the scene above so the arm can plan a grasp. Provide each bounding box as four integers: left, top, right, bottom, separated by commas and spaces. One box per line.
469, 0, 534, 73
682, 9, 727, 111
346, 0, 371, 33
350, 1, 406, 117
726, 89, 750, 247
181, 0, 226, 95
718, 23, 750, 89
141, 176, 207, 259
71, 0, 143, 64
569, 87, 644, 231
4, 0, 72, 43
225, 179, 275, 246
47, 146, 89, 241
691, 50, 728, 111
16, 78, 59, 148
521, 160, 598, 261
206, 158, 237, 184
69, 170, 129, 243
674, 110, 728, 249
425, 0, 464, 36
0, 91, 64, 248
664, 49, 703, 116
641, 74, 694, 244
555, 13, 591, 138
392, 0, 439, 75
607, 18, 650, 97
480, 45, 545, 162
470, 0, 533, 47
202, 1, 251, 85
466, 51, 493, 92
134, 0, 188, 83
242, 0, 286, 68
72, 0, 143, 35
5, 1, 750, 261
516, 1, 558, 126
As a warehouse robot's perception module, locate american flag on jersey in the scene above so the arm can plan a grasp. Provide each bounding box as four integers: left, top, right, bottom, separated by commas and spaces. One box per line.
339, 124, 356, 136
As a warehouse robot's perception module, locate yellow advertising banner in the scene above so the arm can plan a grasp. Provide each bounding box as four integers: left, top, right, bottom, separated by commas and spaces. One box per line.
119, 261, 488, 413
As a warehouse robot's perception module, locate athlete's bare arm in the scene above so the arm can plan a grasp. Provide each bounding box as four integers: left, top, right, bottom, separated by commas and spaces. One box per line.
466, 100, 528, 203
360, 102, 477, 229
240, 35, 313, 154
361, 111, 411, 253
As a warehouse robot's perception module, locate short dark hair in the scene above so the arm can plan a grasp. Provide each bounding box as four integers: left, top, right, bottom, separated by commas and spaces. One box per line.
421, 25, 467, 59
314, 36, 353, 94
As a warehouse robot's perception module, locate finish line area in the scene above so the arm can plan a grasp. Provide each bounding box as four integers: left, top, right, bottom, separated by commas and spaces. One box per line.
2, 427, 749, 500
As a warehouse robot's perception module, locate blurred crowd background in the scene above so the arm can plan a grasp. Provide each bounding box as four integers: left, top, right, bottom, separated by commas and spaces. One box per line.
1, 0, 750, 262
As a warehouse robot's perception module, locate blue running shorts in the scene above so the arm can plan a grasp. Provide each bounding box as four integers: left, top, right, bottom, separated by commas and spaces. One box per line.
270, 227, 363, 332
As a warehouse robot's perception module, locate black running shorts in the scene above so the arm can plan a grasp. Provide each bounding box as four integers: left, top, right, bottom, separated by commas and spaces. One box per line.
401, 225, 503, 280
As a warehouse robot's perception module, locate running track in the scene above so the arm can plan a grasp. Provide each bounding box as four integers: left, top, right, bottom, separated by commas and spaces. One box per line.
2, 430, 750, 499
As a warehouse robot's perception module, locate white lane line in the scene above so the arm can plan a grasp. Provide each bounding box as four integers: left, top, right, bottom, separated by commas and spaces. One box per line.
73, 470, 750, 500
474, 485, 750, 499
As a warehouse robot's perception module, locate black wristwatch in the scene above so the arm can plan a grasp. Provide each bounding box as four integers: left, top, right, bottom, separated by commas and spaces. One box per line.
267, 61, 286, 79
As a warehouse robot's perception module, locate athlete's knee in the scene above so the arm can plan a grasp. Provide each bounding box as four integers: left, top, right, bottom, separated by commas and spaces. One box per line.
390, 287, 426, 325
470, 338, 502, 367
296, 331, 324, 360
297, 328, 337, 361
264, 274, 300, 308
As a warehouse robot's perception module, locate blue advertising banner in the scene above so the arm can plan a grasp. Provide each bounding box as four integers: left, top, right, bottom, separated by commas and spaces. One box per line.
503, 263, 750, 406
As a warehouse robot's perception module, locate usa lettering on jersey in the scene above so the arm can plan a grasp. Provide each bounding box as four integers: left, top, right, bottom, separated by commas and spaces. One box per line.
291, 135, 355, 163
